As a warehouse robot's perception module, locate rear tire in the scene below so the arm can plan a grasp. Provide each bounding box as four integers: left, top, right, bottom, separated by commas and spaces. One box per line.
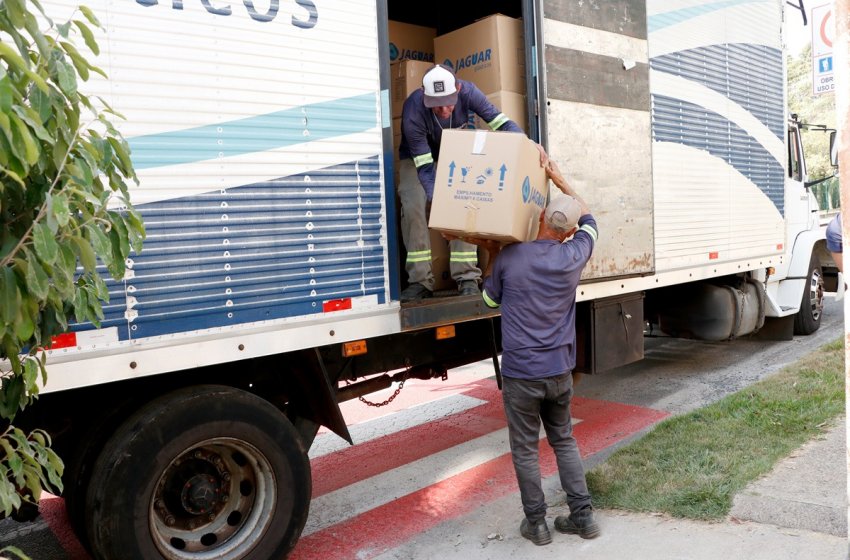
794, 255, 824, 335
84, 385, 311, 560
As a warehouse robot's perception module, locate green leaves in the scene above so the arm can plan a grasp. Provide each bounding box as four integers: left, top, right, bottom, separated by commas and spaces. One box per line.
0, 426, 63, 518
31, 223, 58, 265
0, 0, 143, 521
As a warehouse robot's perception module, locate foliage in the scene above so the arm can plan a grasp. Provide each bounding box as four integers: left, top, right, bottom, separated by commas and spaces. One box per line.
587, 338, 844, 520
0, 0, 143, 517
787, 43, 838, 192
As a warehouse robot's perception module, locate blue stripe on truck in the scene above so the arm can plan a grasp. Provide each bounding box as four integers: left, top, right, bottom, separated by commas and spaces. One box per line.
652, 94, 785, 215
651, 44, 784, 140
71, 157, 388, 341
129, 93, 378, 170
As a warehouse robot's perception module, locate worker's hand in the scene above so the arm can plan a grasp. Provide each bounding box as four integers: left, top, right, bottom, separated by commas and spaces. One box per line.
535, 143, 549, 169
445, 234, 504, 253
546, 159, 562, 179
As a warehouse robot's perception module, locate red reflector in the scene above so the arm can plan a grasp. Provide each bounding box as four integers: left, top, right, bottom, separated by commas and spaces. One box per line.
776, 244, 783, 250
50, 332, 77, 349
709, 252, 719, 260
323, 298, 352, 313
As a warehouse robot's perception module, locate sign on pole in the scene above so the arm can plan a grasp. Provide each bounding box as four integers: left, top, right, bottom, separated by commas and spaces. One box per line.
812, 3, 835, 95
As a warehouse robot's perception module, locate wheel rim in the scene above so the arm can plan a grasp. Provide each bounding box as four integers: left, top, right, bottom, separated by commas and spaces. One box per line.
150, 438, 277, 560
807, 267, 824, 322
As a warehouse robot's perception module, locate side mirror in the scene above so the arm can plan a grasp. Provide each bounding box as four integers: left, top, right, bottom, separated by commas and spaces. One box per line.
830, 130, 838, 168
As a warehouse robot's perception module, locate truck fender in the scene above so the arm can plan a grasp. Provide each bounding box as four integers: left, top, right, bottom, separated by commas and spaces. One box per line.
786, 228, 825, 279
772, 228, 826, 316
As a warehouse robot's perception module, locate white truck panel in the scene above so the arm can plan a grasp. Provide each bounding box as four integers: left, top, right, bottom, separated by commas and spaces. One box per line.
648, 0, 787, 272
41, 0, 395, 357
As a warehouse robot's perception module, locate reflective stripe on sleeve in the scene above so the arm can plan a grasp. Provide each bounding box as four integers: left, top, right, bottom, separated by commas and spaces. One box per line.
413, 152, 434, 168
580, 224, 598, 242
487, 113, 509, 131
482, 289, 500, 308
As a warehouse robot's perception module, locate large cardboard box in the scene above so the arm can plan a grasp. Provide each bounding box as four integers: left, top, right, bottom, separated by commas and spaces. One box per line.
474, 90, 527, 133
435, 15, 525, 95
430, 229, 453, 291
428, 129, 547, 243
388, 20, 435, 64
391, 60, 432, 118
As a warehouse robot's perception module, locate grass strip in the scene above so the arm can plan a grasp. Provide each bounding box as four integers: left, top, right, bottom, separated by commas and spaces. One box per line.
586, 338, 845, 520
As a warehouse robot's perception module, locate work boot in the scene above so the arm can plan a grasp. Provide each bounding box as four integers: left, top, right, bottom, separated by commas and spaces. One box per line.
520, 517, 552, 546
458, 280, 480, 297
554, 508, 600, 539
400, 282, 432, 302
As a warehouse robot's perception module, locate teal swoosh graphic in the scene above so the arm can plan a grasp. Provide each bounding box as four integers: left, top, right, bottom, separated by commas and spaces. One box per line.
129, 93, 378, 170
648, 0, 768, 32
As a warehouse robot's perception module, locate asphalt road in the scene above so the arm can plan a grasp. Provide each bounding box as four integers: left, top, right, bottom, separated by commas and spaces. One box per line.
0, 296, 843, 559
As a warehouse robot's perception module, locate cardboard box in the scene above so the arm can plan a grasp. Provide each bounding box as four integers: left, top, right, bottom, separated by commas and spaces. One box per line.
391, 60, 432, 118
388, 20, 435, 64
428, 129, 547, 243
473, 90, 527, 133
430, 229, 453, 291
435, 15, 525, 95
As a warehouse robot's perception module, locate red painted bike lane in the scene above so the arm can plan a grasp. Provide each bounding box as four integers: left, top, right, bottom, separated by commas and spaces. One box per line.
292, 377, 668, 560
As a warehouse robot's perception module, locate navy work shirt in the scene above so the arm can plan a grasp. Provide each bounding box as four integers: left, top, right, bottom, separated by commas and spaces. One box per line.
827, 213, 843, 254
482, 215, 599, 380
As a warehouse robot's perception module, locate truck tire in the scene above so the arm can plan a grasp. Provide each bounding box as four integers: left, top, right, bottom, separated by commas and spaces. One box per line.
794, 255, 824, 335
84, 385, 311, 560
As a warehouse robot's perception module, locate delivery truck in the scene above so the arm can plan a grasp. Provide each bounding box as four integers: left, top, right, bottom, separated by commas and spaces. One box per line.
11, 0, 837, 558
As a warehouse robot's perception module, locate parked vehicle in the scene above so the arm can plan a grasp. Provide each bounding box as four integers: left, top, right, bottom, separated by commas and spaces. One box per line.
15, 0, 835, 558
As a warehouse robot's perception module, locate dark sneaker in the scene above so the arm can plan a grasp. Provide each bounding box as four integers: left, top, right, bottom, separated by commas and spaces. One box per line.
400, 282, 432, 302
458, 280, 480, 297
520, 518, 552, 546
554, 508, 600, 539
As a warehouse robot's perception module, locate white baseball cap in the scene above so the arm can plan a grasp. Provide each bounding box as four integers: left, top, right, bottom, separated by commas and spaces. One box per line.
545, 195, 582, 232
422, 65, 459, 108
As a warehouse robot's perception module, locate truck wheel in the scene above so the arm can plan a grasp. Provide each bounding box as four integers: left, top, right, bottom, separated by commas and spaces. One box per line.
84, 385, 311, 560
794, 255, 824, 335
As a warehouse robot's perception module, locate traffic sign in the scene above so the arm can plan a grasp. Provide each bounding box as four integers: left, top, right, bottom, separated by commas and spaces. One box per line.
811, 3, 834, 95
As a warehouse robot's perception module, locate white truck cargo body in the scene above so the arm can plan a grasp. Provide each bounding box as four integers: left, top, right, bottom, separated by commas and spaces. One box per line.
42, 0, 410, 392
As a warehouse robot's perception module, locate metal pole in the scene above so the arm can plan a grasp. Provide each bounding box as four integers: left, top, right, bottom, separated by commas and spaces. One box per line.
836, 0, 850, 557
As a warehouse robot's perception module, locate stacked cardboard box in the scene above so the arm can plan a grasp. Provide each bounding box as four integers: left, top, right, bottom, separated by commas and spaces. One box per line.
388, 21, 435, 64
473, 91, 527, 133
435, 15, 527, 133
391, 60, 432, 118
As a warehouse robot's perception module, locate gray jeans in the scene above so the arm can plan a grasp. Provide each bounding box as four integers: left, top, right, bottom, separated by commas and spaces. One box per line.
397, 159, 480, 289
501, 372, 592, 522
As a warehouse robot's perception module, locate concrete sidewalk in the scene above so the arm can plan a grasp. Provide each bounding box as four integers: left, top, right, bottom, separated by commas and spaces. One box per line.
730, 419, 847, 538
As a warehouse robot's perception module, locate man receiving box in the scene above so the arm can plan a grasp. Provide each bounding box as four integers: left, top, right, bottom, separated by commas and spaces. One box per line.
479, 160, 600, 545
397, 64, 524, 301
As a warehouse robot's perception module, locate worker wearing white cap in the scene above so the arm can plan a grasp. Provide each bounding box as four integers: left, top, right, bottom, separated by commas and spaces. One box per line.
397, 64, 527, 302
